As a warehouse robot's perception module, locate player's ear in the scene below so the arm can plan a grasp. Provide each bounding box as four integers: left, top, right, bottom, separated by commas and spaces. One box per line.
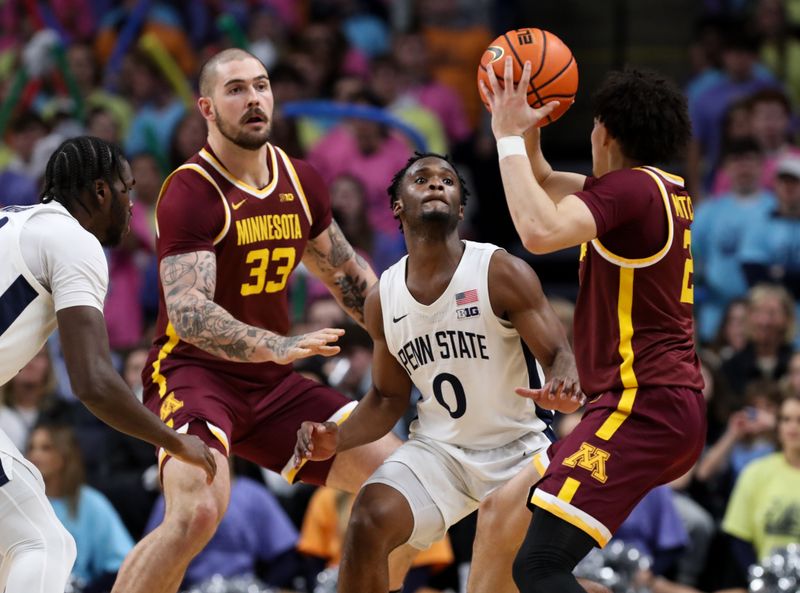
94, 179, 106, 204
458, 203, 465, 221
392, 198, 404, 217
198, 96, 214, 121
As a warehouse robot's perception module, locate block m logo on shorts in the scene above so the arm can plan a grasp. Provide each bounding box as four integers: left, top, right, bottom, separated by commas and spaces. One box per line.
160, 392, 184, 427
562, 442, 610, 483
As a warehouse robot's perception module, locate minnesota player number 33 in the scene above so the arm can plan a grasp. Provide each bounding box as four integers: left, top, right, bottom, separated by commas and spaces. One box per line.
241, 247, 296, 295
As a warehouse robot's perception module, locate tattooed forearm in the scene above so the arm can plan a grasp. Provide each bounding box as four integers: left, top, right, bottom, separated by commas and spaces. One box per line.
161, 252, 289, 363
327, 221, 355, 267
303, 222, 377, 327
333, 273, 369, 324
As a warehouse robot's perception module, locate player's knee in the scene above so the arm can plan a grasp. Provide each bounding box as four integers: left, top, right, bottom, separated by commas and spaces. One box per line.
348, 499, 398, 547
511, 543, 553, 593
169, 497, 222, 546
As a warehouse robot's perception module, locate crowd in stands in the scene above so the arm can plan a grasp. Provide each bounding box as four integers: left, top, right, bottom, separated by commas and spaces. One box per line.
2, 0, 800, 592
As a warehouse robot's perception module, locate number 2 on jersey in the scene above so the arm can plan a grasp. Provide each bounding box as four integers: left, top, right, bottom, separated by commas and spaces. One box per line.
680, 229, 694, 304
241, 247, 296, 295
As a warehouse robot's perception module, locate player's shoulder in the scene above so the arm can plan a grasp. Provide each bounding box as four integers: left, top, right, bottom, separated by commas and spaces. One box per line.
589, 167, 655, 190
24, 204, 102, 254
281, 150, 324, 183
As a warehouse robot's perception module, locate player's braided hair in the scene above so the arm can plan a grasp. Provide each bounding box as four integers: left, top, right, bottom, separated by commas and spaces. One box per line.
592, 68, 691, 165
40, 136, 125, 214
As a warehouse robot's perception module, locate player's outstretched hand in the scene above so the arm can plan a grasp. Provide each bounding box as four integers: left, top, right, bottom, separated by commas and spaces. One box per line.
294, 421, 339, 468
274, 328, 345, 365
480, 56, 560, 138
169, 434, 217, 484
515, 377, 586, 414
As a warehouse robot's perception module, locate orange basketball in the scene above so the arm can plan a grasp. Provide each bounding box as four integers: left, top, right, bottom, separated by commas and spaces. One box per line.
477, 28, 578, 127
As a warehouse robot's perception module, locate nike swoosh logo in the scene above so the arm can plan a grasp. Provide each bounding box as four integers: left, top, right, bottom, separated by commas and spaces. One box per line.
231, 199, 247, 210
392, 314, 408, 323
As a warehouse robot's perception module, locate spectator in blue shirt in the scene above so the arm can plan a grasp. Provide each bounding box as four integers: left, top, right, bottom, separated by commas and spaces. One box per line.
27, 423, 133, 593
693, 137, 776, 342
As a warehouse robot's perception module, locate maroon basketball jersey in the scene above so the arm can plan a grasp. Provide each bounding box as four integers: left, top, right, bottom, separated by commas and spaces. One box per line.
146, 143, 332, 386
573, 166, 703, 397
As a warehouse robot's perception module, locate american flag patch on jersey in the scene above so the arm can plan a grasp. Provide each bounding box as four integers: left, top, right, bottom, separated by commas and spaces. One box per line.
455, 289, 478, 305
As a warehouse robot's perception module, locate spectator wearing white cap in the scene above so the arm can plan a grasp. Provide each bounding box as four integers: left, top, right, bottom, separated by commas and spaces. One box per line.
741, 153, 800, 344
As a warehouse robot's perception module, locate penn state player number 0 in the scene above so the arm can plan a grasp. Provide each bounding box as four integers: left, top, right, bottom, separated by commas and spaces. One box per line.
432, 372, 467, 419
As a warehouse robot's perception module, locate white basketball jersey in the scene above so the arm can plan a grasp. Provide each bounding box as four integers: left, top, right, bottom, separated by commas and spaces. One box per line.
0, 204, 63, 386
380, 241, 551, 449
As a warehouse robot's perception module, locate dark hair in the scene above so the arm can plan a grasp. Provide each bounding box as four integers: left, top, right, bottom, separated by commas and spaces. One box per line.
592, 68, 691, 164
747, 87, 792, 115
721, 136, 762, 160
9, 110, 47, 134
40, 136, 126, 214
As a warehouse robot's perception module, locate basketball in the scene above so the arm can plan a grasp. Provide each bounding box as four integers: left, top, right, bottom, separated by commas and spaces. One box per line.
477, 28, 578, 127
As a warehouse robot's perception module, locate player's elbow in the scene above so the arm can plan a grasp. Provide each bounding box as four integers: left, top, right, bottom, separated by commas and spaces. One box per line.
521, 228, 557, 255
71, 363, 115, 405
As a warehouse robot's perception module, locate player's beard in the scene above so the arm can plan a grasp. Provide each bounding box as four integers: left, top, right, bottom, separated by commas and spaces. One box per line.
102, 186, 130, 247
214, 106, 271, 151
417, 206, 460, 236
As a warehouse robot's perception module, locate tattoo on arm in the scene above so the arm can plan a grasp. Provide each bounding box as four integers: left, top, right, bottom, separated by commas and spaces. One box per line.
303, 221, 374, 324
335, 274, 369, 323
161, 252, 294, 362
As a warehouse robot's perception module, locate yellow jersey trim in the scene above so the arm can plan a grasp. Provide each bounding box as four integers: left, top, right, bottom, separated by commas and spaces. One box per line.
557, 477, 581, 503
151, 322, 181, 398
281, 400, 358, 484
589, 167, 674, 268
529, 491, 612, 547
596, 267, 639, 440
274, 146, 314, 227
155, 164, 231, 245
644, 166, 684, 187
198, 145, 280, 199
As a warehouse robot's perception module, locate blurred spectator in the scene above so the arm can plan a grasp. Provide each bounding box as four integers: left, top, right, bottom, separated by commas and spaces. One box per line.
0, 111, 48, 206
298, 486, 454, 592
369, 55, 449, 155
104, 152, 156, 350
693, 138, 776, 342
612, 486, 694, 593
0, 348, 59, 451
168, 109, 207, 170
721, 284, 795, 397
721, 394, 800, 585
712, 89, 800, 194
65, 43, 133, 136
740, 154, 800, 307
28, 423, 134, 593
121, 49, 185, 163
781, 349, 800, 397
755, 0, 800, 106
686, 15, 727, 105
392, 30, 472, 146
330, 172, 406, 274
307, 88, 411, 239
696, 379, 780, 487
687, 21, 778, 195
144, 463, 300, 589
94, 0, 197, 77
86, 106, 121, 144
417, 0, 491, 134
709, 298, 750, 363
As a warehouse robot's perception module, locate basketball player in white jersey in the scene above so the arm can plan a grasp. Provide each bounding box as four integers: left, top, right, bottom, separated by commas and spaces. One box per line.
294, 153, 587, 593
0, 136, 216, 593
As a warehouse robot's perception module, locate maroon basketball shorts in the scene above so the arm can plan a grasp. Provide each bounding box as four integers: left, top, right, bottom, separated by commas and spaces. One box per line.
143, 364, 355, 485
529, 385, 706, 546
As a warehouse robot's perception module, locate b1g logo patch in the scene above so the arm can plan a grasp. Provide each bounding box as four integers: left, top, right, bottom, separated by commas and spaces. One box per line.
456, 306, 480, 320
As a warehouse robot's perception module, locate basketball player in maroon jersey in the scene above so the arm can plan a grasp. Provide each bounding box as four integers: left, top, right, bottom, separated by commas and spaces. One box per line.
480, 60, 705, 593
111, 49, 402, 593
